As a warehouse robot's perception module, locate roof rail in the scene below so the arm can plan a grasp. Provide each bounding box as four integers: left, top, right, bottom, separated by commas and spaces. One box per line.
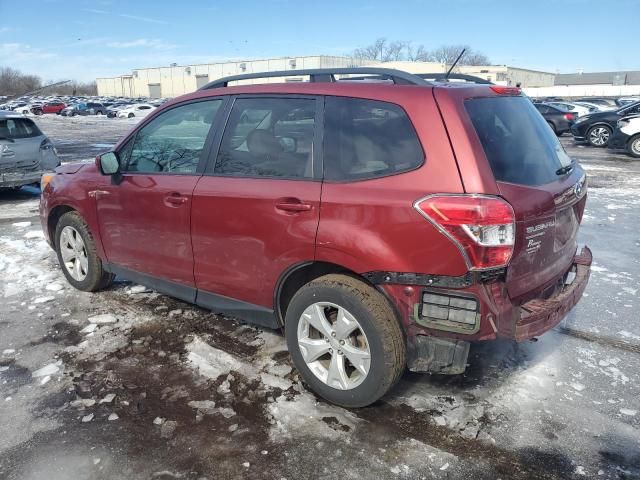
199, 67, 432, 90
415, 73, 493, 85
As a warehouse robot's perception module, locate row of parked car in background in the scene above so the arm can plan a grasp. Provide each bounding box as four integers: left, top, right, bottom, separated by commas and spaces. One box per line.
0, 95, 169, 119
531, 96, 640, 158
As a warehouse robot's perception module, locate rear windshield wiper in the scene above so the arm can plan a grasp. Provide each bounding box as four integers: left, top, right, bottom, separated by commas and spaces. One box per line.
556, 163, 574, 176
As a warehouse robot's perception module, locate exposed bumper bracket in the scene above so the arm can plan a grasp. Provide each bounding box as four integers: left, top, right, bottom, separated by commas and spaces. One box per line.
515, 246, 592, 341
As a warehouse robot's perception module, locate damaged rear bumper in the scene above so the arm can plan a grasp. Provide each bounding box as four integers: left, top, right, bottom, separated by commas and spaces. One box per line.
0, 170, 46, 188
513, 246, 592, 341
377, 246, 592, 374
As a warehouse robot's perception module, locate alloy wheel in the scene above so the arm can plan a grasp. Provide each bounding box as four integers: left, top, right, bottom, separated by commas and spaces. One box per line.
59, 226, 89, 281
589, 127, 610, 146
632, 138, 640, 156
296, 302, 371, 390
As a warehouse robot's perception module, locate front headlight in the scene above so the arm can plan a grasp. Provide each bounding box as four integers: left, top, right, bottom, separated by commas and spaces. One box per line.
575, 116, 589, 124
617, 119, 630, 129
41, 173, 55, 191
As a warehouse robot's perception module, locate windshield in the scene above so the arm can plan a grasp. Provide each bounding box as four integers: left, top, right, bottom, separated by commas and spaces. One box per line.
0, 117, 43, 139
617, 101, 640, 114
465, 96, 572, 186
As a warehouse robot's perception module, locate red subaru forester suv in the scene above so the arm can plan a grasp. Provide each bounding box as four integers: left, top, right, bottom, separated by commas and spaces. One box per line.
40, 68, 591, 407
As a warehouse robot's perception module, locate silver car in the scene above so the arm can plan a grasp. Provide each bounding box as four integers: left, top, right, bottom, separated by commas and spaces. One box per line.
0, 111, 60, 189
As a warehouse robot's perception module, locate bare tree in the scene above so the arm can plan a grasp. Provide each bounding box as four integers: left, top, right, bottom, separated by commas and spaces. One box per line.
406, 43, 432, 62
46, 80, 98, 96
463, 51, 491, 66
352, 38, 410, 62
430, 45, 467, 66
352, 38, 389, 62
382, 40, 407, 62
351, 40, 490, 67
431, 45, 491, 67
0, 67, 98, 98
0, 67, 42, 96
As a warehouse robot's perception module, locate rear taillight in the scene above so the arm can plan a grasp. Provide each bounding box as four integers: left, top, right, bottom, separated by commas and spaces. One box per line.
40, 138, 56, 152
564, 113, 575, 121
414, 195, 515, 270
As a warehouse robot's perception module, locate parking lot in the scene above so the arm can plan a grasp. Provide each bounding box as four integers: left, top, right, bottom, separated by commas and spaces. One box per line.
0, 115, 639, 479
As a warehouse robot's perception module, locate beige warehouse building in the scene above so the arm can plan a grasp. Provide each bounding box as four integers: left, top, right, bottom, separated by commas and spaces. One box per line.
367, 61, 554, 87
96, 56, 554, 98
96, 56, 366, 98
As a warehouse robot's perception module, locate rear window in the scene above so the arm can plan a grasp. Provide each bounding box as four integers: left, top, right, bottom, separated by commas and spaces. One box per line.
323, 97, 424, 181
465, 97, 572, 186
0, 118, 42, 139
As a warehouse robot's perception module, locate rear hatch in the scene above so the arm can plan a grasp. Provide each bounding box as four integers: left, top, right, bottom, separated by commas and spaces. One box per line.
0, 117, 46, 172
435, 87, 587, 303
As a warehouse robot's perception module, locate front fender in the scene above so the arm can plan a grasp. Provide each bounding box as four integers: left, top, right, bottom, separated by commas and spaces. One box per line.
41, 167, 107, 260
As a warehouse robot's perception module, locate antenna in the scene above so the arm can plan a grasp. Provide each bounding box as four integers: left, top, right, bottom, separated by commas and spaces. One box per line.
444, 48, 466, 80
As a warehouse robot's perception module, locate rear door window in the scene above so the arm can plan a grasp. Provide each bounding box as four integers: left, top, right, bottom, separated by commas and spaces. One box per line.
323, 97, 424, 181
0, 118, 42, 139
214, 97, 317, 179
465, 96, 572, 186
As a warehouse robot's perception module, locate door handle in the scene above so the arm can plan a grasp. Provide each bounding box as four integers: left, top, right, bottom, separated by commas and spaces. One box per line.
275, 199, 313, 213
164, 193, 188, 207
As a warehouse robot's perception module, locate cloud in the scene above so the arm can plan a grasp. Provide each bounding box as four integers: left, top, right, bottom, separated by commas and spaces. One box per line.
118, 14, 168, 25
82, 8, 110, 15
0, 43, 57, 61
81, 8, 168, 25
0, 26, 15, 33
106, 39, 177, 50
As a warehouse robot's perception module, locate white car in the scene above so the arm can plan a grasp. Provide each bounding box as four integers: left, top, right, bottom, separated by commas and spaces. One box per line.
617, 97, 640, 107
573, 101, 615, 113
117, 104, 156, 119
13, 104, 39, 115
611, 115, 640, 158
546, 101, 591, 117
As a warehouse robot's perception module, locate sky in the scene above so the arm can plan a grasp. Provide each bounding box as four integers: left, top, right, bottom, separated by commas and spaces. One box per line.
0, 0, 639, 82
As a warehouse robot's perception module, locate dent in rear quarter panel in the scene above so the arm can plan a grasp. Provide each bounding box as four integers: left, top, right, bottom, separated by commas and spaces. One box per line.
45, 164, 108, 260
316, 91, 468, 276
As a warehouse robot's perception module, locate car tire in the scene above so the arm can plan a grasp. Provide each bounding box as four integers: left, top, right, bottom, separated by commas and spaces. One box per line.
285, 274, 406, 408
587, 125, 612, 147
55, 211, 114, 292
128, 113, 134, 118
71, 112, 76, 117
547, 121, 557, 135
627, 134, 640, 158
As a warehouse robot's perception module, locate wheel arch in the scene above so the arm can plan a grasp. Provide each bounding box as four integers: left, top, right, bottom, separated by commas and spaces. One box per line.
587, 121, 614, 131
274, 261, 405, 334
627, 133, 640, 156
47, 204, 75, 247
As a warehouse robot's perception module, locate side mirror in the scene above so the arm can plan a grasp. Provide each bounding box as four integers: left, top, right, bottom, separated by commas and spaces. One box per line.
97, 152, 120, 175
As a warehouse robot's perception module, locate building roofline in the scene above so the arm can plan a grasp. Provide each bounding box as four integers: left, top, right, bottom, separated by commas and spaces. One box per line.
128, 54, 356, 73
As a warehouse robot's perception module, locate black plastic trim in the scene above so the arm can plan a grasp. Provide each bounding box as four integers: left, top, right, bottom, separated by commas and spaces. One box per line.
199, 67, 432, 90
103, 263, 279, 329
104, 263, 196, 303
416, 73, 493, 85
272, 261, 314, 324
362, 268, 505, 288
196, 291, 279, 329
